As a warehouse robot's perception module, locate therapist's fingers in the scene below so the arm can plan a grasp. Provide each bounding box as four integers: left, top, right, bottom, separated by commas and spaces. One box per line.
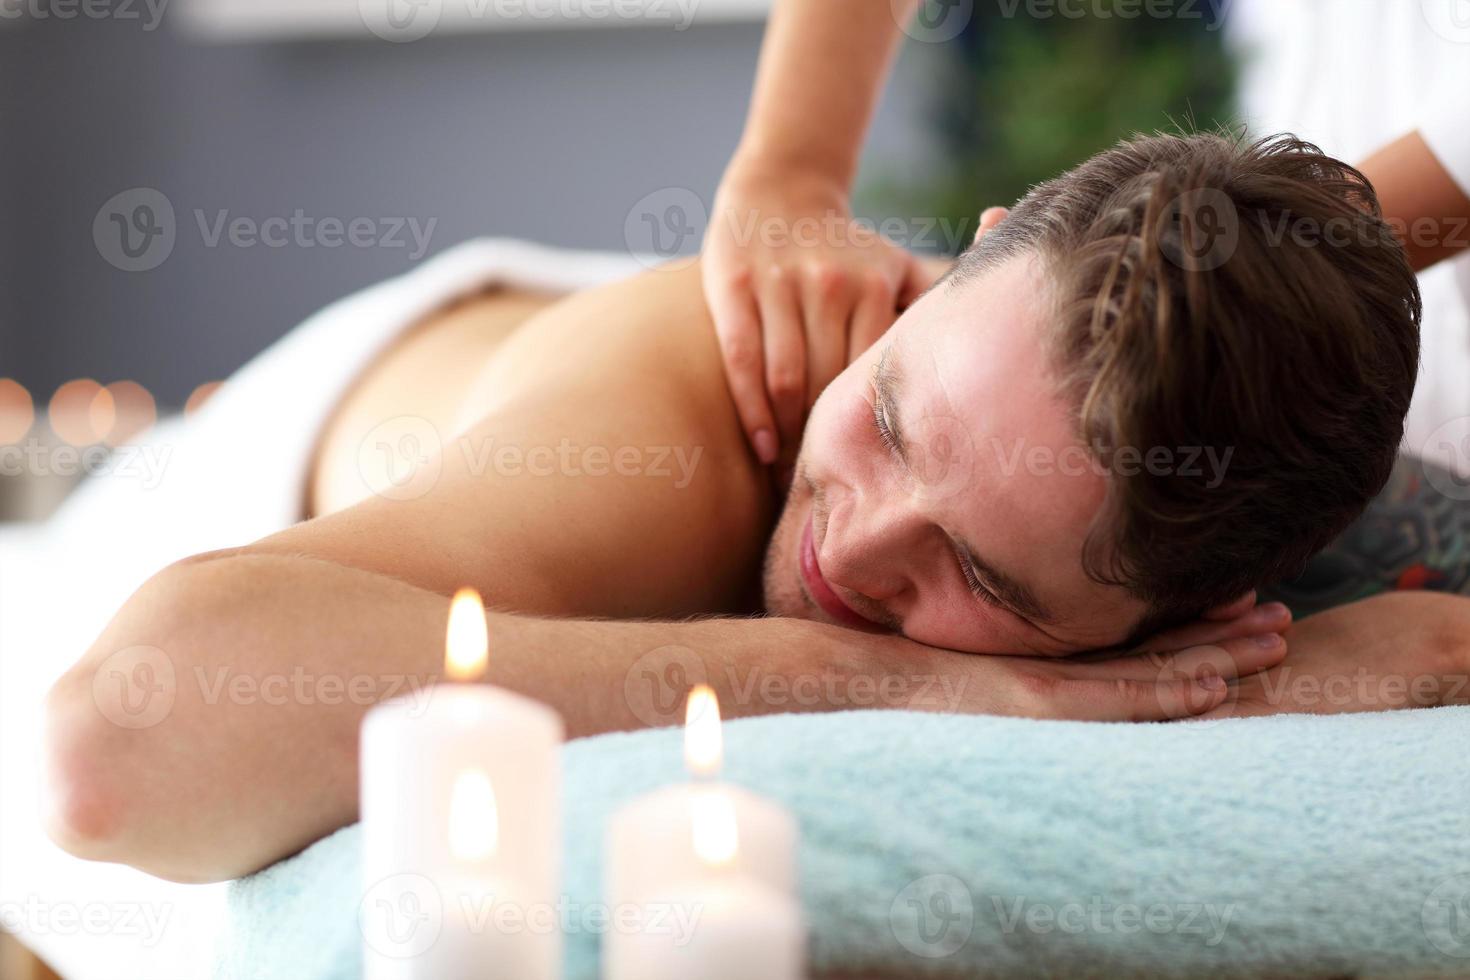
707, 266, 779, 465
899, 253, 947, 310
759, 266, 808, 456
847, 267, 902, 364
803, 265, 856, 409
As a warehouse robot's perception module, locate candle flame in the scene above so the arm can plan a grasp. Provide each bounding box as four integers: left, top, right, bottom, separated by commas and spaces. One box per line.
448, 769, 499, 862
445, 587, 488, 681
689, 788, 738, 867
683, 684, 722, 777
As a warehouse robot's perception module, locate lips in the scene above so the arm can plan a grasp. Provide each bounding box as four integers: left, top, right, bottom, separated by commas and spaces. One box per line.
799, 517, 884, 632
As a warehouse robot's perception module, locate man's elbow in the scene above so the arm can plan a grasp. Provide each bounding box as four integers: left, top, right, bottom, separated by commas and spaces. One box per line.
42, 656, 224, 883
43, 671, 129, 863
41, 555, 246, 883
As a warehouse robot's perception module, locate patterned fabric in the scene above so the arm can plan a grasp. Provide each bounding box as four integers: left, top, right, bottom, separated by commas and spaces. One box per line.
1265, 454, 1470, 617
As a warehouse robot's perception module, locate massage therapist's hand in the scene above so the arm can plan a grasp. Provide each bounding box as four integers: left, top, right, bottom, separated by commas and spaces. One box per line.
1199, 592, 1470, 718
703, 158, 941, 474
858, 601, 1292, 722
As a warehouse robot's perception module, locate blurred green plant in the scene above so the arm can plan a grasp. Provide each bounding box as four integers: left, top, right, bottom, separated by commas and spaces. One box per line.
865, 0, 1239, 253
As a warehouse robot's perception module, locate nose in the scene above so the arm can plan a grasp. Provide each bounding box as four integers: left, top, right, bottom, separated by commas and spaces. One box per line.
819, 490, 924, 606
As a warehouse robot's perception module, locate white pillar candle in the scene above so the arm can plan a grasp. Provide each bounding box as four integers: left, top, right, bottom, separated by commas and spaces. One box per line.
360, 588, 563, 980
603, 687, 803, 980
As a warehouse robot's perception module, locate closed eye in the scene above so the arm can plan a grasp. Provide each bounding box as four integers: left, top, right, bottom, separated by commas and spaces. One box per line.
871, 345, 906, 461
872, 396, 901, 458
955, 546, 1004, 609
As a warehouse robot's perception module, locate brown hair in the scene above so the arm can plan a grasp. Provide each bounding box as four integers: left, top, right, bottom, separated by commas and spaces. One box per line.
950, 131, 1422, 637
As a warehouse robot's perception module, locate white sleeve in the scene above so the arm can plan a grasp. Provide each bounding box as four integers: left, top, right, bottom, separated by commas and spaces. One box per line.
1419, 103, 1470, 198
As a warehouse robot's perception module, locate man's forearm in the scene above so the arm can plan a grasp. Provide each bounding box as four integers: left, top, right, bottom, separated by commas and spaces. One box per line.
43, 549, 885, 882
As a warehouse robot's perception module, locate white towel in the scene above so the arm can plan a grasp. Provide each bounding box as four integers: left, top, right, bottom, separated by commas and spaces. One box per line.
0, 238, 640, 980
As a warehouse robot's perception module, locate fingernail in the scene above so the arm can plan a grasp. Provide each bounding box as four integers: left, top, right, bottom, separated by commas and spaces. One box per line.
1257, 602, 1289, 620
1200, 674, 1226, 691
753, 429, 778, 464
1252, 633, 1282, 648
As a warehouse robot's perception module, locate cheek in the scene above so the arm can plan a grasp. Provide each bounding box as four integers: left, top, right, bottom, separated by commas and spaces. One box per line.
903, 595, 1020, 654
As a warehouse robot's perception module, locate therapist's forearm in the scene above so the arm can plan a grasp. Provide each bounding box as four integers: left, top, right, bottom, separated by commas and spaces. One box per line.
732, 0, 920, 189
41, 549, 884, 882
1358, 129, 1470, 272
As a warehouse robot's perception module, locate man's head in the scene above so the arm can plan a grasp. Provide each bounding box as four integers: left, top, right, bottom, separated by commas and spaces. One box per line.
762, 132, 1422, 655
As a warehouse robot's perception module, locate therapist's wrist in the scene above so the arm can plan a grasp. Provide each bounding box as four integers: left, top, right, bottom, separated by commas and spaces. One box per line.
726, 137, 858, 198
714, 156, 855, 229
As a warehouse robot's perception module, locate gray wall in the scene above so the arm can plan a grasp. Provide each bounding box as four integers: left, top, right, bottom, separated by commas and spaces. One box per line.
0, 13, 937, 408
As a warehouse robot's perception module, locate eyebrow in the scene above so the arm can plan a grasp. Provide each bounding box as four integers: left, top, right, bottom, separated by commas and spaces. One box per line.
873, 344, 1059, 629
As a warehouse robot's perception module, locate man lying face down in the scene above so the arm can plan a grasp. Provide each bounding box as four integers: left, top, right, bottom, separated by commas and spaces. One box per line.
47, 131, 1469, 885
762, 132, 1421, 655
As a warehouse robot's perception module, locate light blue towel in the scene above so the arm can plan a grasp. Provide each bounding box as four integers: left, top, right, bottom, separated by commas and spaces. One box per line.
219, 706, 1470, 978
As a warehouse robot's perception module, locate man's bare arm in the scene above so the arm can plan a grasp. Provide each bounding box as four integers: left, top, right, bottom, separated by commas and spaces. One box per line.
44, 545, 1278, 883
43, 550, 889, 883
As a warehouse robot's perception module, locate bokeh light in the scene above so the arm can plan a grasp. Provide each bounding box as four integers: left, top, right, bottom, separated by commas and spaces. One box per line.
184, 381, 225, 416
48, 379, 104, 446
0, 378, 35, 444
92, 380, 157, 446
